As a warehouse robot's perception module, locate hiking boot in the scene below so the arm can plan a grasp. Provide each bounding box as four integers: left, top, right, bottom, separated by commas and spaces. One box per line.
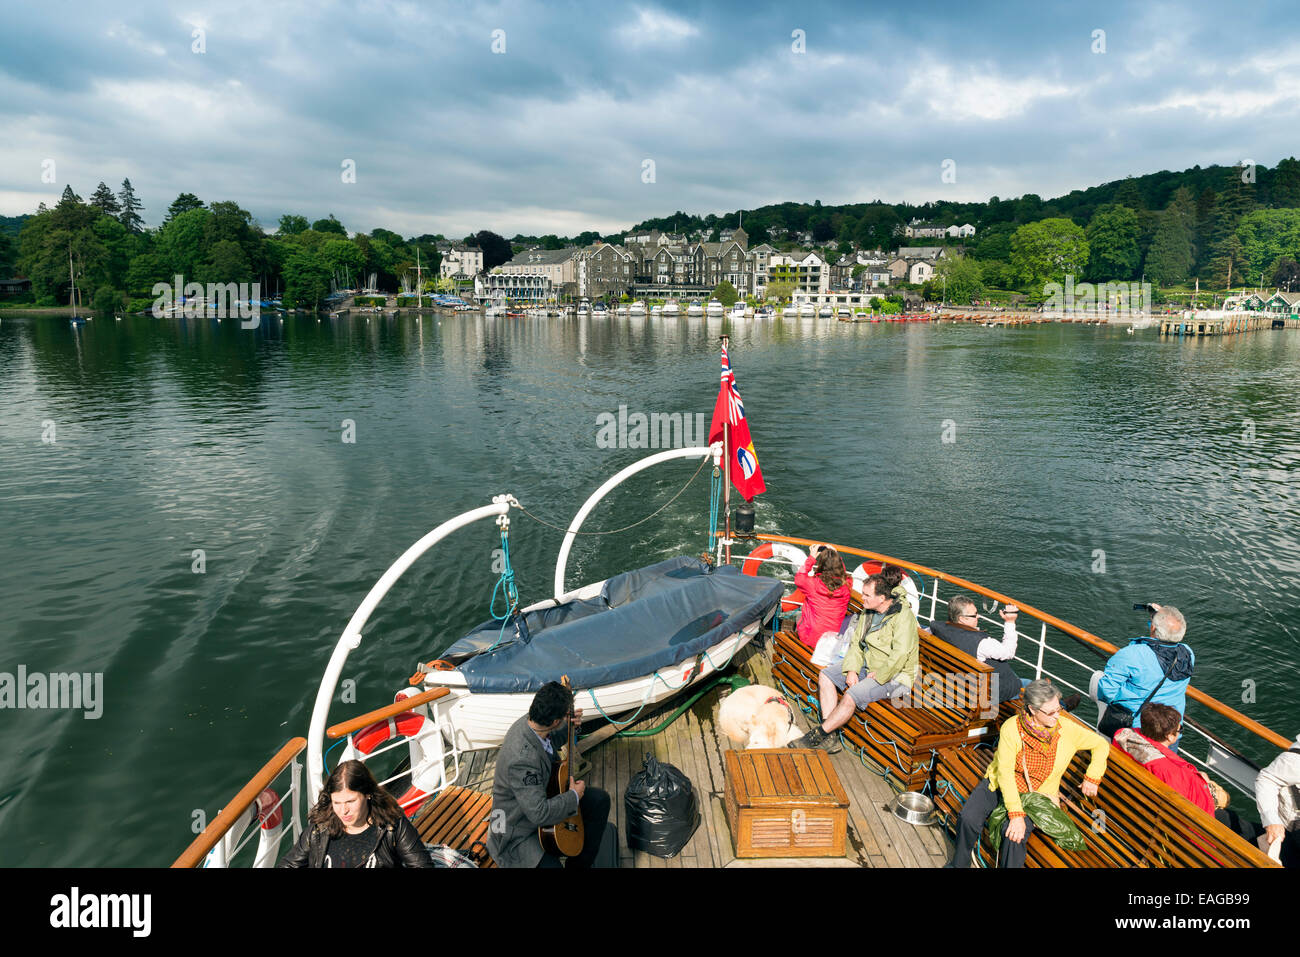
819, 731, 843, 754
787, 727, 820, 749
806, 725, 842, 754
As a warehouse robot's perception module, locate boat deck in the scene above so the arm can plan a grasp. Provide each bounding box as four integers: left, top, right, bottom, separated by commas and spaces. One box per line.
449, 639, 951, 868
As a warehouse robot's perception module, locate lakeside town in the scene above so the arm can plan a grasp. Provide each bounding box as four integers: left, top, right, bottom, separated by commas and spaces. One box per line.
3, 159, 1300, 331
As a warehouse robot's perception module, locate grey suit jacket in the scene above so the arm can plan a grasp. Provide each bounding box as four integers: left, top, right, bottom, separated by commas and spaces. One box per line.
487, 713, 580, 868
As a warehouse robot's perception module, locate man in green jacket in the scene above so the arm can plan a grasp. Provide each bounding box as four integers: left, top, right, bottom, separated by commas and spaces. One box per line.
791, 574, 919, 753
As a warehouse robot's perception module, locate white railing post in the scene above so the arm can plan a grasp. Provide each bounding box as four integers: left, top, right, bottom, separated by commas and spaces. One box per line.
307, 499, 512, 804
1035, 621, 1047, 679
928, 577, 939, 622
553, 444, 720, 599
290, 756, 303, 844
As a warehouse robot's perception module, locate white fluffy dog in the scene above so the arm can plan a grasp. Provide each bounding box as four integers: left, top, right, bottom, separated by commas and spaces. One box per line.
718, 684, 805, 749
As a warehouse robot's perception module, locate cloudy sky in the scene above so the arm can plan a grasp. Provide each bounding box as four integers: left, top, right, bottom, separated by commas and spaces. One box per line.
2, 0, 1297, 237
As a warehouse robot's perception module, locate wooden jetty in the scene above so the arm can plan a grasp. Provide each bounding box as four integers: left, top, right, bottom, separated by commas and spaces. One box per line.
1159, 311, 1273, 336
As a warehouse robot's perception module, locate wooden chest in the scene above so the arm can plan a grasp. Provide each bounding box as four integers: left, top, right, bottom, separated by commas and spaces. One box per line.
724, 749, 849, 858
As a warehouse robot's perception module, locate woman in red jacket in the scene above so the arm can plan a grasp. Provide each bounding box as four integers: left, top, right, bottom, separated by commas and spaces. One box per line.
1114, 704, 1261, 841
793, 545, 851, 650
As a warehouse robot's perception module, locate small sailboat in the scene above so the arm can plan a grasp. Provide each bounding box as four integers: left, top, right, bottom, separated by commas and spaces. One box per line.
68, 246, 87, 326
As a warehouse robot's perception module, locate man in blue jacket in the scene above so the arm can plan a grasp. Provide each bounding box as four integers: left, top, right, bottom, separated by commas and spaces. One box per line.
1097, 604, 1194, 749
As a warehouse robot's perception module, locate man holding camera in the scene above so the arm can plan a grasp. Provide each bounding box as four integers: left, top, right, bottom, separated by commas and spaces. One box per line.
1096, 604, 1195, 746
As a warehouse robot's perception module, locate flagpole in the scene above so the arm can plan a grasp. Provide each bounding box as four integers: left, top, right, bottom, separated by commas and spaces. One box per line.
721, 334, 731, 565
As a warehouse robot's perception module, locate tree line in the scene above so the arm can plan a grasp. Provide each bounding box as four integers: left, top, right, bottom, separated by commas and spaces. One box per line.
10, 182, 517, 312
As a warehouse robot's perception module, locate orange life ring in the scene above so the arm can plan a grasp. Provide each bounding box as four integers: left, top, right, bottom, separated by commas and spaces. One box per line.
351, 709, 432, 817
742, 542, 809, 612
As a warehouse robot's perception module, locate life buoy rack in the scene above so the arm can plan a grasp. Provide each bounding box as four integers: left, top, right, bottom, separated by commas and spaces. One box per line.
349, 692, 444, 817
741, 542, 809, 612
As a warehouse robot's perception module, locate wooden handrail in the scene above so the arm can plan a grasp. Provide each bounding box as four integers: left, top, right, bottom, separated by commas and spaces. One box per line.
326, 687, 450, 740
172, 737, 306, 868
753, 533, 1292, 752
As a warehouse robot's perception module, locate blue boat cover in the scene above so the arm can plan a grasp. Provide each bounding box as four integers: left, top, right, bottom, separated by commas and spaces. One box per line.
443, 556, 783, 694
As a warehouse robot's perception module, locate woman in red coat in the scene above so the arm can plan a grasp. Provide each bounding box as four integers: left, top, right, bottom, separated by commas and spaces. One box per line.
793, 545, 851, 650
1114, 703, 1261, 842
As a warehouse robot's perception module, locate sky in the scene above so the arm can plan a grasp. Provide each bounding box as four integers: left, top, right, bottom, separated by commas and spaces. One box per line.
2, 0, 1298, 238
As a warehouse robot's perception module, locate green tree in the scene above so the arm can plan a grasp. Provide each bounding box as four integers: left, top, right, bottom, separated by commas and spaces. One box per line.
1145, 211, 1195, 284
17, 193, 106, 305
206, 239, 252, 284
126, 251, 168, 297
1269, 157, 1300, 208
278, 214, 310, 236
473, 230, 512, 271
971, 222, 1015, 262
118, 178, 145, 233
311, 215, 347, 236
934, 255, 985, 303
282, 248, 331, 309
89, 182, 121, 217
765, 280, 795, 302
1009, 218, 1089, 288
1272, 256, 1300, 290
1113, 177, 1145, 211
157, 207, 212, 278
320, 238, 366, 283
165, 193, 205, 224
1204, 167, 1256, 280
0, 232, 15, 277
712, 280, 739, 306
1084, 205, 1140, 280
1233, 209, 1300, 285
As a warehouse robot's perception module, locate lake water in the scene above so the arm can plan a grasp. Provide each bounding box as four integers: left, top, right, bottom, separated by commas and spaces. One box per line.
1, 310, 1297, 865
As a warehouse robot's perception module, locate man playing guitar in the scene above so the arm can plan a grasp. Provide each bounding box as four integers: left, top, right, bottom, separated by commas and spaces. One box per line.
488, 680, 611, 867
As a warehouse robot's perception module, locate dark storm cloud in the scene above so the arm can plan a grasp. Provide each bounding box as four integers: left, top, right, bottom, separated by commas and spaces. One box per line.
1, 0, 1296, 236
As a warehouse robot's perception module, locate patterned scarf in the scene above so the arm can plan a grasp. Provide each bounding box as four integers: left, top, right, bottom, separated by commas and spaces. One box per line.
1017, 714, 1061, 792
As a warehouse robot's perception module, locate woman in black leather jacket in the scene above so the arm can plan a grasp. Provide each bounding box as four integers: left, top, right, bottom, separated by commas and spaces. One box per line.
277, 759, 433, 868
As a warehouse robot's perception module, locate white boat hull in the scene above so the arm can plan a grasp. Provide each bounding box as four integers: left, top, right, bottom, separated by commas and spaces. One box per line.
419, 620, 763, 752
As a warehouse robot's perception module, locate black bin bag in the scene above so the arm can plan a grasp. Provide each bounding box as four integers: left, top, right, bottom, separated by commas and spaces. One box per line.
625, 753, 700, 857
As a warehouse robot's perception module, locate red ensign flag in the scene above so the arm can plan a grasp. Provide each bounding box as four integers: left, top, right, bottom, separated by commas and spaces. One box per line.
708, 343, 766, 501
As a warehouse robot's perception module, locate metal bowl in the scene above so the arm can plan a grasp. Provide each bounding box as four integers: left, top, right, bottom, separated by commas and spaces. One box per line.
886, 791, 938, 826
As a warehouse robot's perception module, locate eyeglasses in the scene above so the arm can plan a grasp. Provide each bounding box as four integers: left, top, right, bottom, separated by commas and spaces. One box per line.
1034, 706, 1061, 718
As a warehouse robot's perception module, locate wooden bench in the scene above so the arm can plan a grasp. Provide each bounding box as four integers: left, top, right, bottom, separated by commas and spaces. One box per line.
931, 715, 1279, 868
771, 625, 998, 790
411, 786, 496, 867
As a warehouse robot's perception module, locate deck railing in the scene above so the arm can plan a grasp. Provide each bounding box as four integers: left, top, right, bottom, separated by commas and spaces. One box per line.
325, 687, 459, 812
733, 533, 1290, 805
172, 737, 306, 868
178, 690, 464, 867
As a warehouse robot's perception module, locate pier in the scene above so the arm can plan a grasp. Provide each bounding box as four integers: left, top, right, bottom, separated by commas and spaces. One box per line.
1159, 311, 1277, 336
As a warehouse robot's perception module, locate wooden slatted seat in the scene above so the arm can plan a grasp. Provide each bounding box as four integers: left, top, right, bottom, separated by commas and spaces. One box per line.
931, 716, 1278, 868
771, 625, 998, 790
411, 786, 496, 867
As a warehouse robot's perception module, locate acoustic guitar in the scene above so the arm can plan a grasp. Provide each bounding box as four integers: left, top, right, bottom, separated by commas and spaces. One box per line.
538, 675, 585, 857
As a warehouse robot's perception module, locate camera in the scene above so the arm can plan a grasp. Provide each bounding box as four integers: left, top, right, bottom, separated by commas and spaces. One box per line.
1132, 603, 1156, 614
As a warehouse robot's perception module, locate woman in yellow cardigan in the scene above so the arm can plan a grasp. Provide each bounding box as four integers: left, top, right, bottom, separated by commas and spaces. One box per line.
949, 678, 1110, 867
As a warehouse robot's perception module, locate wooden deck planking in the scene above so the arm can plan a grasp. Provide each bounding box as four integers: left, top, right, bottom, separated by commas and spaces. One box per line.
439, 633, 951, 868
